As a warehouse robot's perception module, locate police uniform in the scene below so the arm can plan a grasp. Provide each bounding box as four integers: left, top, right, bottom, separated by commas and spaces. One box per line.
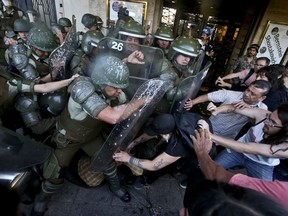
32, 56, 131, 215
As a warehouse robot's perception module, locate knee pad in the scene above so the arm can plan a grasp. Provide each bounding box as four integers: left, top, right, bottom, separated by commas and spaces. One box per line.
14, 95, 41, 127
42, 153, 62, 180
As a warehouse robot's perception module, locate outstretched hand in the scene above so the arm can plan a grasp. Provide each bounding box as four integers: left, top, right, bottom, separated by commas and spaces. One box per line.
113, 151, 131, 163
215, 76, 231, 88
215, 76, 225, 86
184, 98, 194, 111
191, 129, 212, 155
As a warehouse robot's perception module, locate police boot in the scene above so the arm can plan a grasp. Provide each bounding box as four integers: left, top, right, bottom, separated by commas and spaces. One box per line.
31, 180, 63, 216
103, 162, 131, 203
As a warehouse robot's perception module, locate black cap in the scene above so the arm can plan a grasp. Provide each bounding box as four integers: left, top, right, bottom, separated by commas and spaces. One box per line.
144, 114, 175, 136
248, 44, 259, 53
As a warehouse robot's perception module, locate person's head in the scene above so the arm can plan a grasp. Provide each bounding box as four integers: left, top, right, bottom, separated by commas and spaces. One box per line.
58, 17, 72, 33
81, 13, 98, 31
153, 25, 174, 50
167, 36, 201, 71
262, 103, 288, 147
81, 30, 104, 56
254, 57, 270, 72
50, 23, 66, 44
27, 24, 58, 58
13, 19, 32, 42
118, 19, 146, 52
187, 180, 288, 216
201, 28, 211, 41
256, 64, 285, 91
246, 44, 259, 57
242, 80, 271, 105
144, 114, 176, 140
91, 56, 129, 98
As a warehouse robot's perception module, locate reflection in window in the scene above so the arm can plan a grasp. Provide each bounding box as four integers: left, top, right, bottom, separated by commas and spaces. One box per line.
161, 7, 176, 27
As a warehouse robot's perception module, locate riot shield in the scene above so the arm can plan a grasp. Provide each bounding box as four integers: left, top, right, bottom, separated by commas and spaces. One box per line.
90, 78, 170, 172
170, 61, 212, 113
187, 51, 205, 76
49, 15, 78, 80
95, 37, 164, 99
0, 126, 52, 172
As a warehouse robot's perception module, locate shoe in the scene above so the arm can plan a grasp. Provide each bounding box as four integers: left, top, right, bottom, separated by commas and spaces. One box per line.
133, 176, 149, 190
180, 179, 187, 189
109, 186, 131, 203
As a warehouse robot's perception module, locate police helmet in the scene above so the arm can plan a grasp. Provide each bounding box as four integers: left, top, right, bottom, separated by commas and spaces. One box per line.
167, 36, 201, 61
81, 30, 104, 54
27, 25, 58, 52
118, 19, 146, 39
91, 56, 129, 89
14, 19, 32, 32
58, 17, 72, 27
81, 13, 97, 28
154, 26, 174, 41
50, 23, 65, 34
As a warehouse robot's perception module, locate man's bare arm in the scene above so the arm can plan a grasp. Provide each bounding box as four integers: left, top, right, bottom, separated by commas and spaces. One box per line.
191, 129, 234, 182
113, 151, 180, 171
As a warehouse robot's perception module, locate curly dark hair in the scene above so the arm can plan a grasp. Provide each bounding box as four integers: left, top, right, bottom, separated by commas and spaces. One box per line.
261, 103, 288, 154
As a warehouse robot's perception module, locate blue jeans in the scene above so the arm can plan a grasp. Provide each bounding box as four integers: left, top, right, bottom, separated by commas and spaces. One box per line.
214, 149, 274, 181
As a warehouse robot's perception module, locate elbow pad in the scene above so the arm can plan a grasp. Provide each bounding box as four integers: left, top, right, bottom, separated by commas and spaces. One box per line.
71, 77, 95, 104
71, 77, 107, 117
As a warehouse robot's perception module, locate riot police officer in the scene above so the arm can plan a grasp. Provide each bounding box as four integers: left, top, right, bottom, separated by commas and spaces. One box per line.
167, 35, 202, 78
152, 25, 174, 55
26, 24, 59, 82
118, 19, 146, 53
32, 56, 149, 215
69, 29, 104, 77
81, 13, 99, 31
165, 36, 203, 103
13, 18, 32, 44
58, 17, 72, 33
12, 25, 69, 135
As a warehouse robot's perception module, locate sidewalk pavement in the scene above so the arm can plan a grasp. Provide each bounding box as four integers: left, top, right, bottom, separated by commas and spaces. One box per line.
21, 174, 186, 216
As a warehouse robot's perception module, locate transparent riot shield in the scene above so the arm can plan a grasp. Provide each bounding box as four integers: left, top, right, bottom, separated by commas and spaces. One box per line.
94, 37, 165, 99
49, 15, 78, 80
170, 61, 212, 113
0, 126, 52, 172
187, 50, 206, 76
90, 78, 170, 172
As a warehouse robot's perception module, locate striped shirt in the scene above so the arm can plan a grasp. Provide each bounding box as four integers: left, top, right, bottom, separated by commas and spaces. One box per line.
208, 89, 267, 139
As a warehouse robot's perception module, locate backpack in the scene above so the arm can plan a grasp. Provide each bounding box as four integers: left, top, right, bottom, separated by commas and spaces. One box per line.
174, 112, 213, 150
